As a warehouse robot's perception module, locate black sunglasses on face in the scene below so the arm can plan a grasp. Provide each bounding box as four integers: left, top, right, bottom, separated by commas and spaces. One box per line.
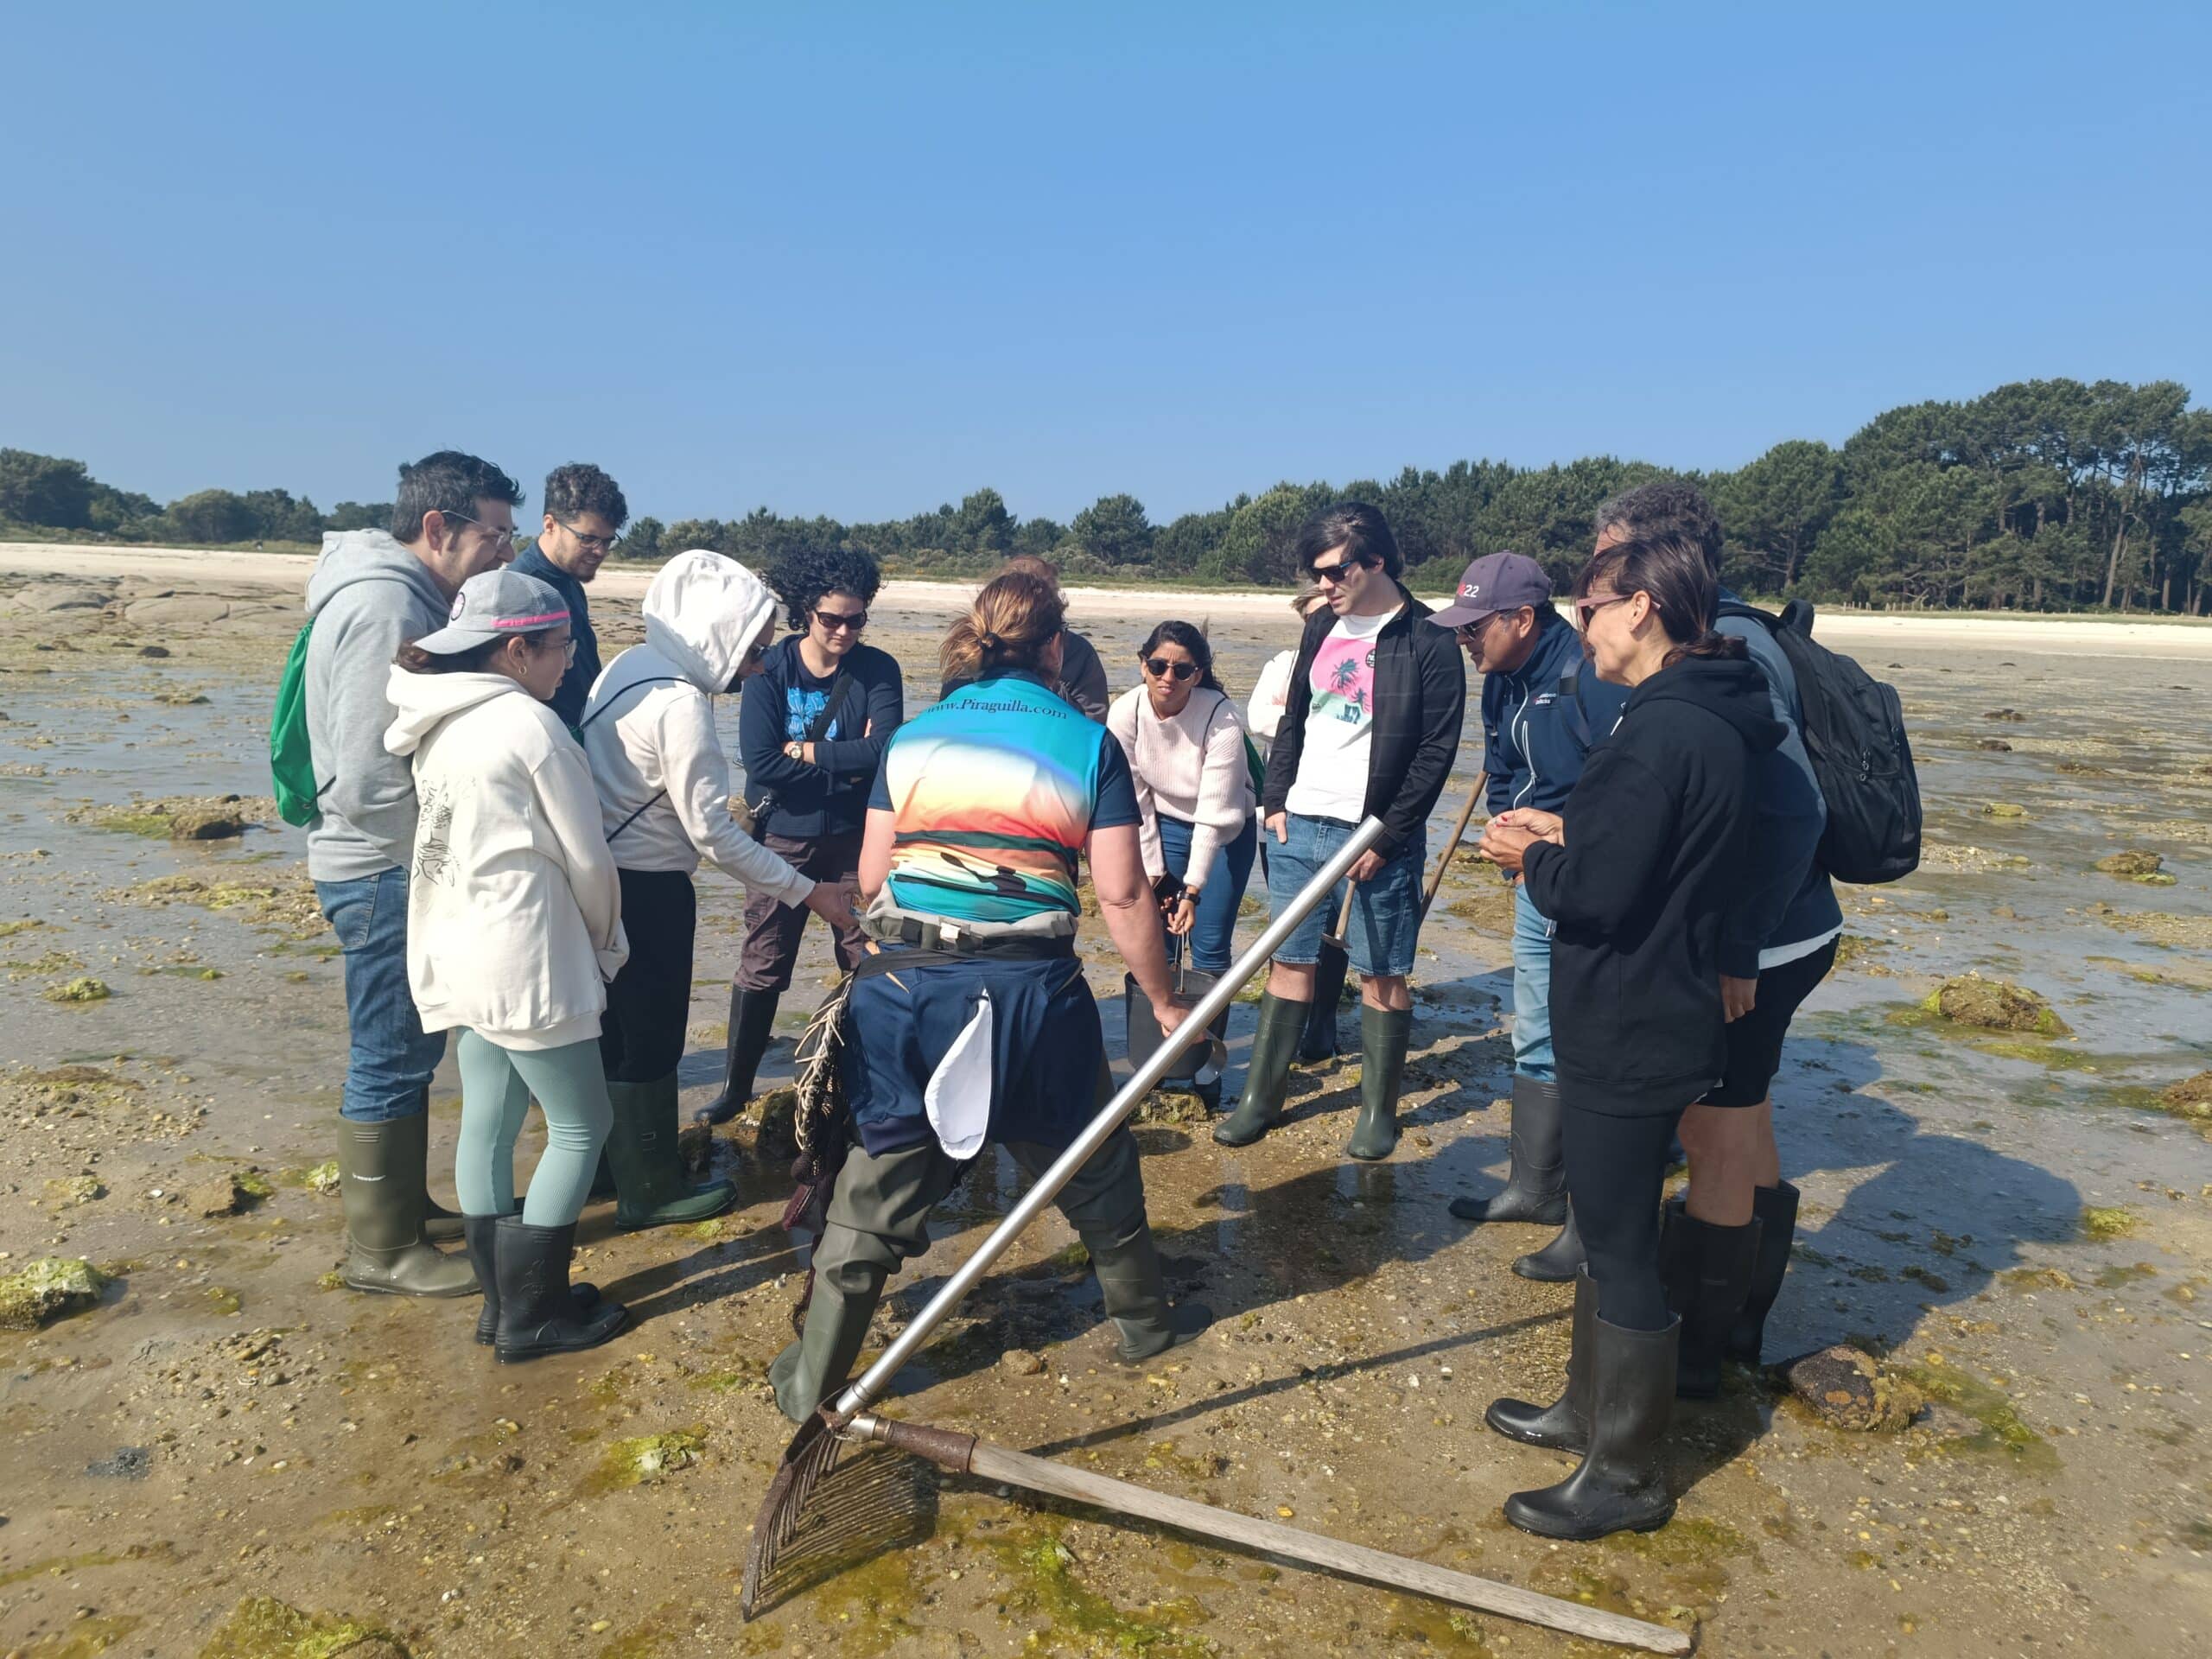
814, 607, 868, 632
1143, 657, 1199, 682
1309, 552, 1374, 585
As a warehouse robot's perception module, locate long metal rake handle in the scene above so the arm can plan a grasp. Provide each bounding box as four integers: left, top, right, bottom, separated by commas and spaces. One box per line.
831, 813, 1387, 1418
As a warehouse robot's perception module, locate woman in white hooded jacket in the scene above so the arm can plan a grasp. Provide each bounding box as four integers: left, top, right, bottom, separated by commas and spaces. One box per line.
581, 550, 855, 1226
385, 567, 630, 1363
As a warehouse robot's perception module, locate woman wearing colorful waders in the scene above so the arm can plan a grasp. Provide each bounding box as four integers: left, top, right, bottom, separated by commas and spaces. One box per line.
1475, 533, 1781, 1540
770, 571, 1211, 1421
582, 551, 857, 1228
383, 568, 629, 1361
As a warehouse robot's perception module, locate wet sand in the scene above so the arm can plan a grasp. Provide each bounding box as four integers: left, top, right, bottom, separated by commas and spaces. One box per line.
3, 554, 2210, 1657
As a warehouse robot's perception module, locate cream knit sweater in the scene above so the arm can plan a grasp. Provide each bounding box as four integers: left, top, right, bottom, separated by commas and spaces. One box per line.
1106, 684, 1257, 887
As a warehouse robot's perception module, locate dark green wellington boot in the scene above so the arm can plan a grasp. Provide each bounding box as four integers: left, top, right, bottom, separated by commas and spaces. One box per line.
1089, 1224, 1213, 1364
1346, 1006, 1412, 1160
1212, 994, 1310, 1147
338, 1118, 480, 1298
1727, 1180, 1801, 1363
1298, 943, 1349, 1063
768, 1223, 900, 1422
696, 986, 781, 1129
491, 1217, 628, 1363
1515, 1203, 1586, 1282
1485, 1268, 1598, 1452
1660, 1198, 1762, 1399
605, 1074, 736, 1230
464, 1214, 601, 1345
1503, 1313, 1680, 1541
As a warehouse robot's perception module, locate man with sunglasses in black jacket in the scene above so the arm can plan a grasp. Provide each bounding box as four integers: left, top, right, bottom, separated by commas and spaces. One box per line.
1214, 502, 1466, 1160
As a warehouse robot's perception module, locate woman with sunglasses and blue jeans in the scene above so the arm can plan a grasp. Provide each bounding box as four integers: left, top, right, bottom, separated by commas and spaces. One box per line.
707, 547, 904, 1139
1106, 622, 1259, 989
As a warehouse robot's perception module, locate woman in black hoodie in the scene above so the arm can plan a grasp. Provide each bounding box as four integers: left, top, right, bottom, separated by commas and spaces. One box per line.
1473, 531, 1783, 1542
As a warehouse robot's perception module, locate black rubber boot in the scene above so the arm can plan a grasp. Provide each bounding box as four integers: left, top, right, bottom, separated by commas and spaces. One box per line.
492, 1217, 628, 1363
1727, 1180, 1800, 1363
1662, 1198, 1762, 1399
465, 1214, 602, 1346
607, 1075, 737, 1229
1450, 1077, 1568, 1224
1514, 1203, 1586, 1282
1090, 1224, 1214, 1364
407, 1088, 466, 1243
339, 1118, 480, 1298
1212, 994, 1309, 1147
696, 986, 780, 1129
1299, 943, 1349, 1062
1503, 1312, 1679, 1541
1346, 1006, 1411, 1160
1486, 1269, 1598, 1452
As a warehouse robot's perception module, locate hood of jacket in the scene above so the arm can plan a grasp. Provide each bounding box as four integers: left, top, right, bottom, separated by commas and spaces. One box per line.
1625, 655, 1786, 752
639, 550, 779, 695
305, 528, 451, 621
382, 666, 532, 757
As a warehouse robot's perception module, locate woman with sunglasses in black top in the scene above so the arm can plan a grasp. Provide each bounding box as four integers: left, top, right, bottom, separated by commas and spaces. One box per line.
704, 547, 905, 1141
1105, 621, 1258, 995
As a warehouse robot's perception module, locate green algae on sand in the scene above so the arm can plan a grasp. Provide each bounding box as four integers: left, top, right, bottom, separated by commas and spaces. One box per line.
0, 1255, 111, 1330
1921, 976, 2069, 1036
588, 1428, 706, 1492
196, 1593, 411, 1658
2079, 1205, 2140, 1242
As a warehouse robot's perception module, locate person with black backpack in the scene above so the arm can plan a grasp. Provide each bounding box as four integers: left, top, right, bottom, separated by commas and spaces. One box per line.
1427, 552, 1624, 1281
699, 545, 904, 1141
1592, 480, 1892, 1395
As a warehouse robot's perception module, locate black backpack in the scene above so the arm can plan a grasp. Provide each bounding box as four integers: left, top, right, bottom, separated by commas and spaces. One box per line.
1719, 599, 1921, 885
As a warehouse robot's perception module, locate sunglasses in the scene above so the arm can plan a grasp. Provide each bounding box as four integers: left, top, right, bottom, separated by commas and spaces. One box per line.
1574, 592, 1637, 629
1309, 552, 1375, 586
813, 607, 868, 633
1143, 657, 1200, 682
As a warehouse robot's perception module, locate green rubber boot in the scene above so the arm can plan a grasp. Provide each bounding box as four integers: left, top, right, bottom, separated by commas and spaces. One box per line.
605, 1074, 736, 1230
1088, 1223, 1213, 1363
338, 1117, 480, 1298
1212, 994, 1310, 1148
1346, 1006, 1411, 1160
769, 1222, 899, 1422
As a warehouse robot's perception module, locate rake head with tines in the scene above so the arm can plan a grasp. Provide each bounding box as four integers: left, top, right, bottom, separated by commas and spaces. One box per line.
741, 1405, 849, 1617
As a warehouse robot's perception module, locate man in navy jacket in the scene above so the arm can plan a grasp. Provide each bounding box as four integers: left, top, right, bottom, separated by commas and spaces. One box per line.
1430, 553, 1624, 1281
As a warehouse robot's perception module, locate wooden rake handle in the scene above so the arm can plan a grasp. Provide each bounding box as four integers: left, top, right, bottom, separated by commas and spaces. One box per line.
850, 1414, 1692, 1656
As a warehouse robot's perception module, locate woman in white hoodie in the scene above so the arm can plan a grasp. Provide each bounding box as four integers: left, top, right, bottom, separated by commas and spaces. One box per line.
581, 550, 855, 1225
385, 568, 630, 1363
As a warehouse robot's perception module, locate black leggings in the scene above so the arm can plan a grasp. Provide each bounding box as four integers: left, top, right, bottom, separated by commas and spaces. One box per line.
1563, 1102, 1688, 1332
601, 869, 696, 1082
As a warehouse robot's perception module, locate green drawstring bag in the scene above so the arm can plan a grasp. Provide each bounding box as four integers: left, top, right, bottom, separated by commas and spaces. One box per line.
269, 621, 322, 827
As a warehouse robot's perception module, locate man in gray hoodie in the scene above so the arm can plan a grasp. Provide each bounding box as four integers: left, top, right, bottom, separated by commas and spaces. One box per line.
307, 450, 524, 1297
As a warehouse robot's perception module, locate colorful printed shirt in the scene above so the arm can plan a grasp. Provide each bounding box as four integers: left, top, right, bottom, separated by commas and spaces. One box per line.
1282, 606, 1398, 823
781, 657, 847, 743
868, 671, 1138, 923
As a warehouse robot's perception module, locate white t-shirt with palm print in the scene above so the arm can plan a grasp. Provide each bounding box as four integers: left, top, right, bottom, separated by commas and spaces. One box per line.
1283, 605, 1399, 823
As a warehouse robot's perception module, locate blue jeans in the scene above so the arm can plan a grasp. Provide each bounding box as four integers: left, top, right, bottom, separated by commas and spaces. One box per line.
1264, 812, 1424, 977
1156, 812, 1258, 975
315, 868, 447, 1124
1510, 881, 1556, 1081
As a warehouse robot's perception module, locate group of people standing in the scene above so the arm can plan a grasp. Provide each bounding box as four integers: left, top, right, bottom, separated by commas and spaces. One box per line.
293, 452, 1835, 1544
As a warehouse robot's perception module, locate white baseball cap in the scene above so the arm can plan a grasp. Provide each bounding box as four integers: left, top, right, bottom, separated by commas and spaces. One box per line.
410, 568, 569, 655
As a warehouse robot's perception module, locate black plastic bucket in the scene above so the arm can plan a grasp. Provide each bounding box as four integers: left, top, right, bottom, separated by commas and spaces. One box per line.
1124, 959, 1230, 1087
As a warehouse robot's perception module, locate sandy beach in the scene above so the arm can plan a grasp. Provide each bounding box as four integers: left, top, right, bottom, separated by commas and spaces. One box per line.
3, 541, 2210, 1656
5, 539, 2209, 660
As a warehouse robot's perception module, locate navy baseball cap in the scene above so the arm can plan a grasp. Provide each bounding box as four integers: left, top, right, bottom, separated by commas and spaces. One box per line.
1428, 551, 1552, 629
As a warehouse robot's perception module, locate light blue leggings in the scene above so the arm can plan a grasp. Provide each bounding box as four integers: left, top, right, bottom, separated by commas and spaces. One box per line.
454, 1030, 613, 1226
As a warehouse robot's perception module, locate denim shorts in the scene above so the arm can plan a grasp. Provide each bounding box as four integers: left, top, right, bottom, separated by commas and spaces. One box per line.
1264, 812, 1425, 977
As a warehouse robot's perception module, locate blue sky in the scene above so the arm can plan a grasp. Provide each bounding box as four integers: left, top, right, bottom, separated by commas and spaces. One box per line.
3, 2, 2205, 527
